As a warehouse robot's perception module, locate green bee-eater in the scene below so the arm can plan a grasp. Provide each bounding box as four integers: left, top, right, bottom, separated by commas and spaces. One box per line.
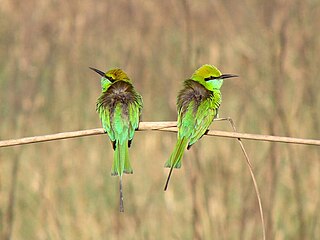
90, 67, 143, 211
164, 64, 238, 190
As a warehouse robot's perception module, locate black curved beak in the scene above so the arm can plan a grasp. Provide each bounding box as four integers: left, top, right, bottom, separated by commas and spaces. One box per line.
220, 74, 238, 79
89, 67, 105, 77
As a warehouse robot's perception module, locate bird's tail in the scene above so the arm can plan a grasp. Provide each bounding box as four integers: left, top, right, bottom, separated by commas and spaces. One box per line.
164, 137, 189, 191
111, 140, 133, 176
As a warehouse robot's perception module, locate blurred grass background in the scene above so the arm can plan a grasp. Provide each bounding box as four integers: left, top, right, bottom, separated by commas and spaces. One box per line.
0, 0, 320, 239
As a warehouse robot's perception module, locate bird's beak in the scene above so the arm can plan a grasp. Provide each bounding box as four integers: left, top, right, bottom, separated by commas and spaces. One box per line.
220, 74, 239, 79
89, 67, 105, 77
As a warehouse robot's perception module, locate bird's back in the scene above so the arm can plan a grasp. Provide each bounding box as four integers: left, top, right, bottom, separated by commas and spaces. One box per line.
97, 80, 142, 143
177, 79, 219, 143
177, 79, 213, 118
97, 81, 138, 114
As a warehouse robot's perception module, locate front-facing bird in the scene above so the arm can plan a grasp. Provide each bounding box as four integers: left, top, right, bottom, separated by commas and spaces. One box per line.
164, 64, 238, 190
90, 67, 143, 212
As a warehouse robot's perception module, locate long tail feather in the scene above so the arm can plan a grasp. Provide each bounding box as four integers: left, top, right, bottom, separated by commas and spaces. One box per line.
112, 141, 131, 212
164, 137, 188, 191
164, 166, 174, 191
119, 176, 124, 212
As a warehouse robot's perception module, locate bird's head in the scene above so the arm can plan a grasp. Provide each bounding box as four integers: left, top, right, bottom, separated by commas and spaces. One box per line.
89, 67, 130, 91
191, 64, 238, 91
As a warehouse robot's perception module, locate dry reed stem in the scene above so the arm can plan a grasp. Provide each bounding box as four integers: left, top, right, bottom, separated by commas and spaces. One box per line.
215, 118, 266, 240
0, 122, 320, 148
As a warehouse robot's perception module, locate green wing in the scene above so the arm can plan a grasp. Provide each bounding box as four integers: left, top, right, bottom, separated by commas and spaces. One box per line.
97, 105, 115, 142
188, 91, 221, 146
178, 94, 220, 148
128, 94, 143, 141
177, 101, 196, 139
188, 101, 216, 147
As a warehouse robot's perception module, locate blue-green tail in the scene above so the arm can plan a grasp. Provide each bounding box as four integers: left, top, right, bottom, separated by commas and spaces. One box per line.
111, 140, 133, 176
164, 137, 189, 190
165, 137, 189, 169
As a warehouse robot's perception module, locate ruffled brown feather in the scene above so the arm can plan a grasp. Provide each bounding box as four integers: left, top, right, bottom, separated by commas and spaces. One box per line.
177, 79, 213, 117
96, 81, 138, 119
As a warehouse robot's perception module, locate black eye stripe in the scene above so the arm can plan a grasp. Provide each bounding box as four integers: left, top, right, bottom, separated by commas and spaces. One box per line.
204, 76, 220, 81
106, 76, 115, 82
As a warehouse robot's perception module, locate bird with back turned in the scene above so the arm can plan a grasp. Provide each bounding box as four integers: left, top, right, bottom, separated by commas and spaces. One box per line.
90, 67, 143, 212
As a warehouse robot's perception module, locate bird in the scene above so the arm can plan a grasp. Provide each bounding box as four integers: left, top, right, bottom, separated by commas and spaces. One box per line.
164, 64, 238, 191
90, 67, 143, 212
